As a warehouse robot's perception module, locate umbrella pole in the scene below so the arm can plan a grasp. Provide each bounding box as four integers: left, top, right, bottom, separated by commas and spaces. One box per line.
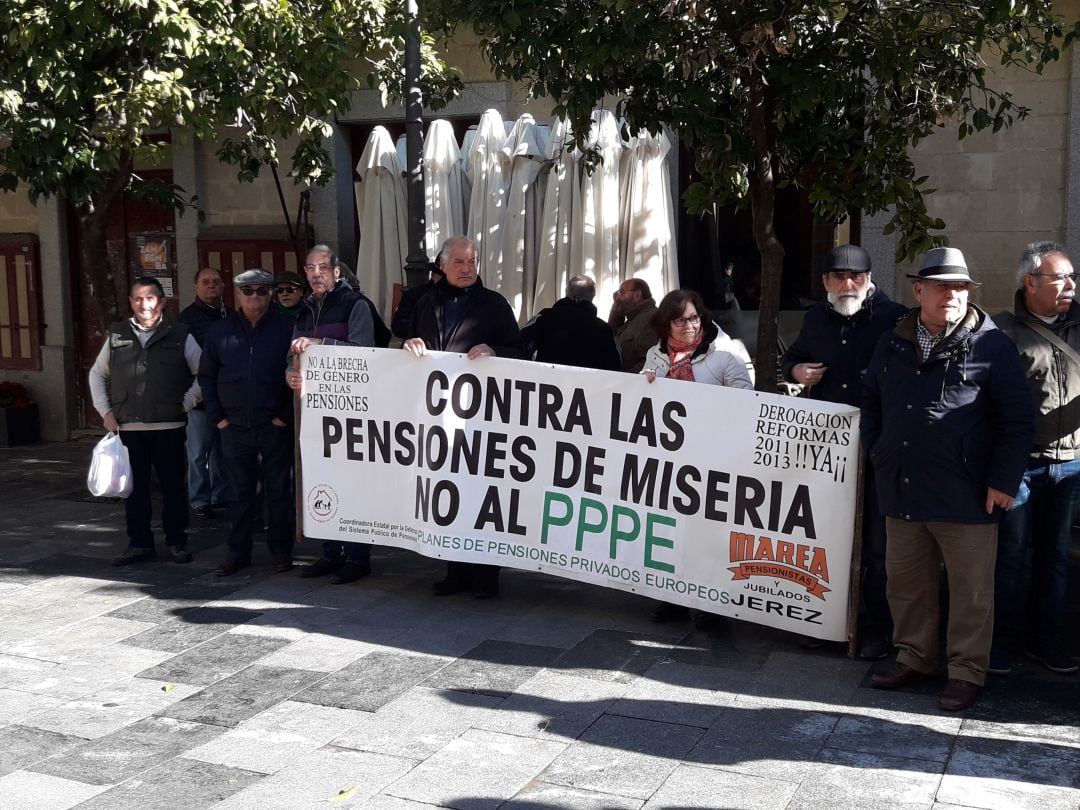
404, 0, 429, 288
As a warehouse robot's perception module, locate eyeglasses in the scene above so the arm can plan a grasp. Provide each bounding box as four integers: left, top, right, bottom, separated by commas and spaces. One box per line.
238, 286, 271, 297
1034, 272, 1076, 284
826, 271, 868, 282
672, 315, 702, 327
303, 263, 333, 272
275, 286, 301, 294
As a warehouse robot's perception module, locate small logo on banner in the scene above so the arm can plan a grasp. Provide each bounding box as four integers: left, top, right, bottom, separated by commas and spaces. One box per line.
307, 485, 339, 522
727, 531, 831, 599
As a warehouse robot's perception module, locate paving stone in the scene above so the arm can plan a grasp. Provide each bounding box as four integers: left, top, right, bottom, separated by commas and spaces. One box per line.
825, 707, 961, 764
961, 676, 1080, 748
294, 651, 447, 712
386, 728, 567, 810
159, 664, 327, 728
0, 652, 57, 687
360, 796, 457, 810
550, 629, 676, 683
606, 661, 742, 727
2, 616, 157, 663
256, 631, 400, 672
937, 735, 1080, 809
0, 725, 89, 777
104, 583, 243, 623
135, 633, 289, 686
186, 700, 370, 774
1, 645, 173, 700
331, 686, 503, 759
688, 703, 837, 779
508, 781, 644, 809
740, 650, 872, 706
212, 747, 416, 809
420, 640, 563, 697
0, 770, 107, 810
71, 757, 264, 810
28, 715, 225, 785
0, 688, 64, 725
538, 714, 705, 799
21, 677, 201, 739
786, 748, 943, 809
643, 763, 799, 809
120, 606, 266, 653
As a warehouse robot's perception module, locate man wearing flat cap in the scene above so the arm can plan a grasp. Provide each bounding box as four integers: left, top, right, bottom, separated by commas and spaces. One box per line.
783, 244, 907, 659
861, 247, 1033, 711
199, 269, 297, 577
273, 272, 307, 319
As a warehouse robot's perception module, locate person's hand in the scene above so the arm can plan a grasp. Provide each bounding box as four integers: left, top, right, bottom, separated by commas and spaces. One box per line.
271, 417, 287, 427
793, 362, 827, 386
403, 338, 427, 357
467, 343, 494, 359
290, 336, 322, 355
643, 369, 657, 383
103, 412, 119, 433
217, 419, 230, 429
986, 487, 1015, 514
286, 369, 303, 390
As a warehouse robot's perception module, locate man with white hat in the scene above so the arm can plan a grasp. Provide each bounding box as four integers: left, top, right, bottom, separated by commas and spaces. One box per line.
861, 246, 1033, 711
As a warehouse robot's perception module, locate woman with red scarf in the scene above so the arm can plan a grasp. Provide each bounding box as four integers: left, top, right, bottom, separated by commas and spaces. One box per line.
643, 289, 754, 627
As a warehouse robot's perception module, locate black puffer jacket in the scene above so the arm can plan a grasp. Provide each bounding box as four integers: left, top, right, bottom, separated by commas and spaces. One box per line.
410, 279, 525, 358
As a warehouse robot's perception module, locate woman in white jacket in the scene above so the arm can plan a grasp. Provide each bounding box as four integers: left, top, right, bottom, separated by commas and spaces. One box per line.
643, 289, 753, 627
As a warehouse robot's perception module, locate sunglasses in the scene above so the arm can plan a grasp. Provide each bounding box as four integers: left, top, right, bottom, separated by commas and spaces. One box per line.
238, 286, 271, 297
275, 286, 301, 294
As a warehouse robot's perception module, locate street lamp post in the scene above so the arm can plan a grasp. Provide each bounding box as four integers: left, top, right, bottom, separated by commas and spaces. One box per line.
403, 0, 429, 289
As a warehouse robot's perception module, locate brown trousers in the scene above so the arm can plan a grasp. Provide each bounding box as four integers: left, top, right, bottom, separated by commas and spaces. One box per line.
884, 519, 998, 686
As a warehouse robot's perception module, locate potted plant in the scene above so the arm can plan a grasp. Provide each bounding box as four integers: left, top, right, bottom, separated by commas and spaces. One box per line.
0, 381, 40, 446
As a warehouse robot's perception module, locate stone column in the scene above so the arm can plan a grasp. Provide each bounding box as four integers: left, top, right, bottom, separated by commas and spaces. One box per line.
172, 135, 204, 309
860, 208, 899, 299
36, 197, 77, 440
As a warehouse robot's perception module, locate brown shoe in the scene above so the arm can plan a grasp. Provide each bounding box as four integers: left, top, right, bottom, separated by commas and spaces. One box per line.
939, 679, 980, 711
870, 662, 926, 690
215, 558, 250, 577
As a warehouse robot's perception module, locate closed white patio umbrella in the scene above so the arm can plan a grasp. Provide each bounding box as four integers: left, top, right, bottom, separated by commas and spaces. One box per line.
354, 126, 407, 322
466, 109, 507, 288
533, 117, 580, 315
422, 119, 465, 261
620, 127, 679, 301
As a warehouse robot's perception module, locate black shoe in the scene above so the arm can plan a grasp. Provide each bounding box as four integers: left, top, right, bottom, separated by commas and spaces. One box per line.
332, 562, 371, 584
432, 578, 467, 596
299, 558, 341, 578
192, 505, 214, 519
166, 545, 193, 564
215, 558, 250, 577
473, 583, 499, 599
272, 556, 294, 573
112, 547, 156, 566
1026, 647, 1079, 674
987, 646, 1013, 676
870, 662, 927, 690
859, 634, 893, 661
211, 502, 228, 511
651, 602, 690, 623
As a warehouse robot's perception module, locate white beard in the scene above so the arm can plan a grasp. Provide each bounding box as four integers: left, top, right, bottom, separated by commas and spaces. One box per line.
827, 290, 867, 317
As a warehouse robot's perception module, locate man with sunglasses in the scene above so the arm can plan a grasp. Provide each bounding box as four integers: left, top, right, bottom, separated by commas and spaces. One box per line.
286, 244, 376, 584
273, 272, 307, 319
200, 269, 296, 577
782, 244, 907, 660
862, 247, 1033, 711
989, 241, 1080, 676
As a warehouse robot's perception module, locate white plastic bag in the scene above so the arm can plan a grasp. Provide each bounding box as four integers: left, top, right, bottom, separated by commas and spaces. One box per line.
87, 431, 133, 498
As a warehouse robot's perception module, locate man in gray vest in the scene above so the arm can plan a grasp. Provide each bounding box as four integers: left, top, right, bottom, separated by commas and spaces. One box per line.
89, 276, 202, 565
990, 241, 1079, 675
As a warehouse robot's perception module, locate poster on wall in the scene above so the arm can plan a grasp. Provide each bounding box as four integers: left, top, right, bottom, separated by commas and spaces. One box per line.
298, 347, 861, 640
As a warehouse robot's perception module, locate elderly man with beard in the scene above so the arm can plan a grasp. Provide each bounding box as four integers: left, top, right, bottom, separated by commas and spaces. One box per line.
989, 241, 1080, 676
783, 245, 907, 659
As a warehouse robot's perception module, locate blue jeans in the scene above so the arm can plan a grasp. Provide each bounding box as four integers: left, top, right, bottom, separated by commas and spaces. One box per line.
220, 423, 294, 562
186, 408, 230, 509
994, 458, 1080, 650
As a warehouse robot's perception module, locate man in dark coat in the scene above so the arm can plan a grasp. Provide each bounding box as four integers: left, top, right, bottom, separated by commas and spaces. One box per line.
404, 235, 525, 598
286, 244, 377, 584
273, 271, 307, 319
200, 269, 296, 576
608, 278, 659, 373
392, 261, 444, 340
783, 244, 907, 659
522, 275, 621, 370
862, 247, 1033, 711
179, 267, 231, 518
990, 241, 1080, 675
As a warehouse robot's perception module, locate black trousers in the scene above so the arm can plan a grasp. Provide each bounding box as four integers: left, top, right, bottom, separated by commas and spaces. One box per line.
120, 427, 188, 549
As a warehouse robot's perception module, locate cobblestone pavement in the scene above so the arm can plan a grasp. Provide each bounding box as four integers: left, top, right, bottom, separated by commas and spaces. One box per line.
0, 439, 1077, 810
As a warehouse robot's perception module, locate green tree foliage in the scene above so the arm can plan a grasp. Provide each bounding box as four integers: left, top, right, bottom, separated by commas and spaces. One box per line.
0, 0, 460, 325
429, 0, 1077, 390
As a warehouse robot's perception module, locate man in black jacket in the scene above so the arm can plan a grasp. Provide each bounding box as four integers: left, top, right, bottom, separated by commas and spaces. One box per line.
782, 245, 907, 659
522, 275, 620, 370
200, 269, 296, 576
404, 236, 525, 598
179, 267, 231, 518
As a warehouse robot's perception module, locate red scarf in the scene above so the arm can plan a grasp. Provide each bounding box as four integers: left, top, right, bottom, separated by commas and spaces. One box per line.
665, 332, 703, 381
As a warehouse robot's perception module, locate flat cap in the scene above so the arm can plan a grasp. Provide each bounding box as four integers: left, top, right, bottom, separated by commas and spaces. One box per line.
233, 268, 274, 287
822, 244, 871, 274
275, 271, 307, 289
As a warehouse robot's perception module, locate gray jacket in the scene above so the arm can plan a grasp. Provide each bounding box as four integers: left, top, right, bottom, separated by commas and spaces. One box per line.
995, 293, 1080, 461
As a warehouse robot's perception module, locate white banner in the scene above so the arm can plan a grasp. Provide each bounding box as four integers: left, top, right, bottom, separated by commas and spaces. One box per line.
299, 347, 860, 640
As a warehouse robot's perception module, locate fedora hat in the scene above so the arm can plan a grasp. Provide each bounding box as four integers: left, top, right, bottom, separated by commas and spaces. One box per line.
906, 247, 980, 286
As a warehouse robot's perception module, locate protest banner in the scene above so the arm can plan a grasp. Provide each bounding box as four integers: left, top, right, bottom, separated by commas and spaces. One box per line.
298, 346, 861, 640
